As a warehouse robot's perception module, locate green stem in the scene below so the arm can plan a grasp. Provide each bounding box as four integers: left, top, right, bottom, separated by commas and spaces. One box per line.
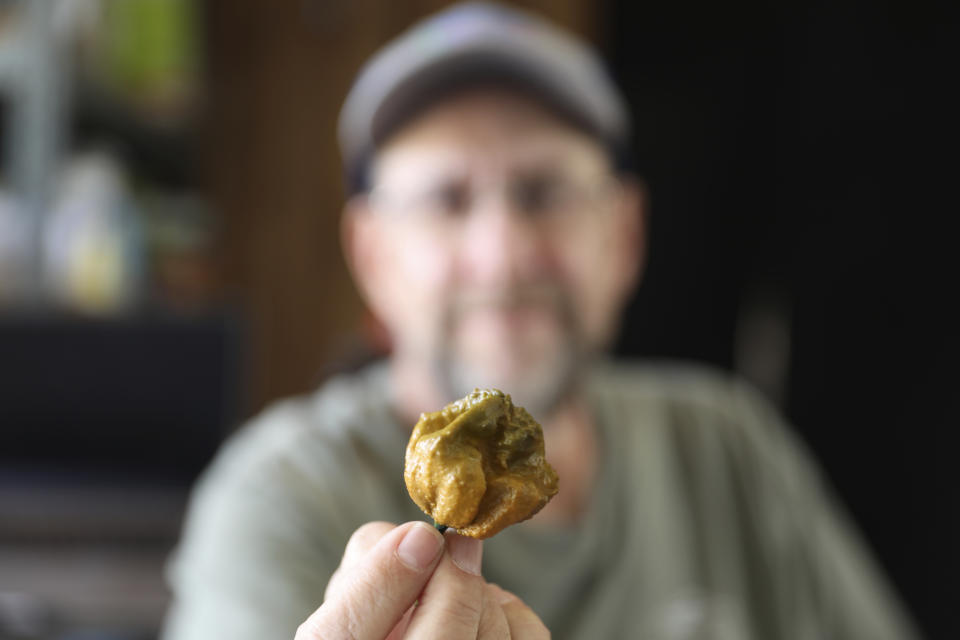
433, 519, 449, 534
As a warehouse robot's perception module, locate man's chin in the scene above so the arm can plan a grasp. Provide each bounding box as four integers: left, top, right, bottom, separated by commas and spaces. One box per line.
438, 295, 583, 415
437, 351, 579, 418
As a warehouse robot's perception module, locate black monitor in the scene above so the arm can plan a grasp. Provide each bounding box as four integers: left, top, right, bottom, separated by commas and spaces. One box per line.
0, 311, 243, 488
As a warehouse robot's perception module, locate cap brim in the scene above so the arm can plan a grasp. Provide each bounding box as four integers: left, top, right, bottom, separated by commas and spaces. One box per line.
370, 49, 607, 150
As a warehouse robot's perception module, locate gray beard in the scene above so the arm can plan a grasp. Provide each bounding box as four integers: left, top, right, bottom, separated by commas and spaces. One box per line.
432, 289, 586, 418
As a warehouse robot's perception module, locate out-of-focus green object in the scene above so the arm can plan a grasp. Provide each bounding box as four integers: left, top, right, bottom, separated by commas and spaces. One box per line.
96, 0, 200, 115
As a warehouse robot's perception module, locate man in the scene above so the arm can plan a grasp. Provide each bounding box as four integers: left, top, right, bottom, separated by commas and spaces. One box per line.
162, 3, 919, 639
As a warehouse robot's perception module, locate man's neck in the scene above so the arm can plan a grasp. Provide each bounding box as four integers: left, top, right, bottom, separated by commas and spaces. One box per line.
532, 395, 599, 527
388, 356, 599, 527
388, 356, 448, 426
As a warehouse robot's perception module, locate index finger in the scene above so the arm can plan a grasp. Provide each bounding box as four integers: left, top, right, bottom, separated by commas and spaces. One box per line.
325, 521, 397, 601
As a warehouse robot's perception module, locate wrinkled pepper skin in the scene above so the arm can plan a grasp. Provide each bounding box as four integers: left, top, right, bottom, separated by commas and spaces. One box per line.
404, 389, 559, 539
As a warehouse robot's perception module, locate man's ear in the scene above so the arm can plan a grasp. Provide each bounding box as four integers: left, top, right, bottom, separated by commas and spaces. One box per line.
615, 175, 649, 298
341, 195, 382, 313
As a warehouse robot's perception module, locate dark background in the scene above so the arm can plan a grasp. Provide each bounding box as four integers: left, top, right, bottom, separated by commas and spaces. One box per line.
607, 0, 957, 637
1, 1, 955, 637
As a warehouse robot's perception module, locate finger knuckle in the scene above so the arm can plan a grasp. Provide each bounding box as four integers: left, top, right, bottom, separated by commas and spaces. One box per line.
294, 620, 311, 640
340, 605, 366, 640
324, 568, 343, 601
341, 522, 398, 572
486, 621, 511, 640
296, 617, 345, 640
298, 603, 365, 640
354, 520, 395, 539
341, 568, 394, 629
440, 590, 485, 622
504, 602, 551, 639
347, 521, 394, 551
516, 620, 551, 640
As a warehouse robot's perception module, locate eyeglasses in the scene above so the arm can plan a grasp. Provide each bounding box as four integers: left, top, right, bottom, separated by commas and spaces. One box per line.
368, 173, 617, 239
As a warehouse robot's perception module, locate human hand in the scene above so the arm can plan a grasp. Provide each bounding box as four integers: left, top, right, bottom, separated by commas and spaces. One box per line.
295, 521, 550, 639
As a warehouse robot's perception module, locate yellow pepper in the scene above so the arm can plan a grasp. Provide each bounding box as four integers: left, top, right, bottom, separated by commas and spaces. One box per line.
404, 389, 559, 539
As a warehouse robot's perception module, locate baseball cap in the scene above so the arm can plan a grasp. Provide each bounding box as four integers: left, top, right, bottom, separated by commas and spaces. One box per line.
337, 1, 631, 192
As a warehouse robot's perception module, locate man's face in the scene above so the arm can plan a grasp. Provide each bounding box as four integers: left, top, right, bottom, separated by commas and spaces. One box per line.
348, 90, 643, 415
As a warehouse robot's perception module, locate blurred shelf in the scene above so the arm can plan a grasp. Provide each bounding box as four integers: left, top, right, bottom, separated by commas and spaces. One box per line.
0, 543, 171, 639
0, 480, 188, 544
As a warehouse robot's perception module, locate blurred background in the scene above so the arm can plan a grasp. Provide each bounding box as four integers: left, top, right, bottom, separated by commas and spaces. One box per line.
0, 0, 954, 638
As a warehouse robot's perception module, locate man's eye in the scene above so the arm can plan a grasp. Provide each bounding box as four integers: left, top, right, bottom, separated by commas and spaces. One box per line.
425, 185, 471, 216
513, 180, 565, 214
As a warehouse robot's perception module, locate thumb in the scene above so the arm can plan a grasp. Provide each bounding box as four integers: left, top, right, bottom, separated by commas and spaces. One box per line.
297, 521, 444, 640
402, 530, 486, 639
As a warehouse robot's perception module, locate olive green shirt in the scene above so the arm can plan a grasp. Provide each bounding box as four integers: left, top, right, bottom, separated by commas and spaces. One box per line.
161, 360, 919, 639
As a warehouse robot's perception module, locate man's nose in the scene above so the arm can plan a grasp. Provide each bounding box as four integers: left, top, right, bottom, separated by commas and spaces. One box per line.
456, 192, 547, 285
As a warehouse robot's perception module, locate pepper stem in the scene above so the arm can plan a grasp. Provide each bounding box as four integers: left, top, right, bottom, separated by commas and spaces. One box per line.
433, 519, 449, 534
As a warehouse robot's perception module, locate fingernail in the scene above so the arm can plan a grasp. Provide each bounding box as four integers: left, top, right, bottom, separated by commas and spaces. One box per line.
396, 522, 443, 571
446, 531, 482, 575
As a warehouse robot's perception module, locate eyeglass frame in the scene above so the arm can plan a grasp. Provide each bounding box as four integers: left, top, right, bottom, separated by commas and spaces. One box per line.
365, 170, 622, 240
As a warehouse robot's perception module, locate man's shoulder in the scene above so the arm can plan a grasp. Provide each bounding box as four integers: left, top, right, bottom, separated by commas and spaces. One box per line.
164, 364, 402, 630
596, 359, 819, 515
591, 358, 768, 413
590, 358, 792, 456
194, 361, 397, 500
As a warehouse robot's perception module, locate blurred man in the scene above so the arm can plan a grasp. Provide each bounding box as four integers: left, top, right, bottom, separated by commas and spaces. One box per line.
162, 3, 918, 639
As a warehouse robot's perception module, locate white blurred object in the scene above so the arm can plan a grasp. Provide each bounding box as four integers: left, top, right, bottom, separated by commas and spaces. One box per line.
1, 0, 74, 305
42, 151, 144, 314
